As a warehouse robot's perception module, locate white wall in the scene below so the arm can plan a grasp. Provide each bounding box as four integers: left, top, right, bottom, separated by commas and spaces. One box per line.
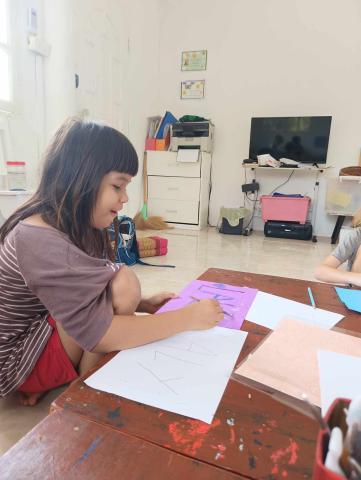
121, 0, 161, 215
157, 0, 361, 236
1, 0, 46, 189
43, 0, 76, 139
43, 0, 161, 216
2, 0, 161, 216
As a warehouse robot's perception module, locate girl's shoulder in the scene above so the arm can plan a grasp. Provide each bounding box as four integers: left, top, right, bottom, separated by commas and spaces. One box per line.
13, 220, 108, 268
15, 220, 70, 243
355, 227, 361, 243
7, 220, 73, 257
350, 226, 361, 237
341, 226, 361, 247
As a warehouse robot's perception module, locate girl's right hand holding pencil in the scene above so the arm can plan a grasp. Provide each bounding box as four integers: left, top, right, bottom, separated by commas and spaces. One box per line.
183, 299, 223, 330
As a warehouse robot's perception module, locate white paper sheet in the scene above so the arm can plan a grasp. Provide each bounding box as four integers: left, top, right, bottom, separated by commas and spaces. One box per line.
318, 350, 361, 415
176, 148, 199, 163
246, 291, 343, 330
85, 327, 247, 424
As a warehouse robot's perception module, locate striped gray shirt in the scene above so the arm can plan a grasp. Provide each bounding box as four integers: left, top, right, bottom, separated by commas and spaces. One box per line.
0, 222, 120, 396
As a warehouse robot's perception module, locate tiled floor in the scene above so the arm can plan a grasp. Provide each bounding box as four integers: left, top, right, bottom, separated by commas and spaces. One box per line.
0, 227, 335, 455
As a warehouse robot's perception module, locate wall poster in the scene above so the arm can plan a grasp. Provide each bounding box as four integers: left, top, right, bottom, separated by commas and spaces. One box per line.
181, 80, 205, 99
181, 50, 207, 71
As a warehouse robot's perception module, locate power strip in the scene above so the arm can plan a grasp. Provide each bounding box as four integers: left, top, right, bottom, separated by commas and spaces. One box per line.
242, 181, 260, 193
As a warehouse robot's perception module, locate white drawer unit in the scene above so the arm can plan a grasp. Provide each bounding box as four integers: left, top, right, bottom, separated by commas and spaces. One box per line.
146, 151, 211, 229
147, 198, 200, 224
148, 176, 201, 202
147, 151, 201, 177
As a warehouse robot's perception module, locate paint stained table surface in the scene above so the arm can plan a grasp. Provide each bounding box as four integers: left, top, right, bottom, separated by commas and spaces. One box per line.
52, 372, 318, 479
50, 268, 361, 480
0, 410, 245, 480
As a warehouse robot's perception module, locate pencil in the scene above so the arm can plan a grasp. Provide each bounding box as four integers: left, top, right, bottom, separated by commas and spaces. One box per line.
189, 295, 232, 317
308, 287, 316, 309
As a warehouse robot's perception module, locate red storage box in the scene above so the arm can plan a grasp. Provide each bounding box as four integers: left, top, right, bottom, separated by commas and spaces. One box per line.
313, 398, 350, 480
260, 195, 311, 224
145, 138, 156, 150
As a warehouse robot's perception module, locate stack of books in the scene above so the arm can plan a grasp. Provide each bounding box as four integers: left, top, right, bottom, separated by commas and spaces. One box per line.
137, 236, 168, 258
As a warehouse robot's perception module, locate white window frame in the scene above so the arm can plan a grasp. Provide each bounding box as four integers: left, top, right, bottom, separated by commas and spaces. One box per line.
0, 0, 14, 112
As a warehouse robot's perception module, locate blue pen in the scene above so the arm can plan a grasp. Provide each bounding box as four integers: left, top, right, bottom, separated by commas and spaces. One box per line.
308, 287, 316, 309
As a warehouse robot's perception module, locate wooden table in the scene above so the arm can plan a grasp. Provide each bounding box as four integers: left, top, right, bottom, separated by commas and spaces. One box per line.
50, 268, 360, 479
0, 410, 244, 480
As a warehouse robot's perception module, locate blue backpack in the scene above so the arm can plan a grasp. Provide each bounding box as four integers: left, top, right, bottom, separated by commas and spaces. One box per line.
108, 216, 175, 268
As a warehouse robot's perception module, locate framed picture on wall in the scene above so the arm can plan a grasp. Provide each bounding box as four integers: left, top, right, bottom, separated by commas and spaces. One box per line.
181, 50, 207, 71
181, 80, 205, 100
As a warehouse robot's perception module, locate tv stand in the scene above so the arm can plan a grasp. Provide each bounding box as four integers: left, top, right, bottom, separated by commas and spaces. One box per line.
242, 164, 332, 242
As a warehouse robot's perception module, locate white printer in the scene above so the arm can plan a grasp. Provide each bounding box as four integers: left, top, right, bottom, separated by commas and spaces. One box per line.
170, 121, 214, 153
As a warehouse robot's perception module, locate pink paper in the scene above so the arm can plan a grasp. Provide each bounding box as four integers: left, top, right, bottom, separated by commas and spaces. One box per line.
157, 280, 258, 330
235, 318, 361, 406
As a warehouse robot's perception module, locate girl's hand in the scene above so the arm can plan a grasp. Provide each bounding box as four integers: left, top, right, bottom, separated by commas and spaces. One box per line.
138, 292, 177, 314
184, 299, 223, 330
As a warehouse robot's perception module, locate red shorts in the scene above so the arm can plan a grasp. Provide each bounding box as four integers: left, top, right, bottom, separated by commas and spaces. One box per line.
18, 315, 78, 393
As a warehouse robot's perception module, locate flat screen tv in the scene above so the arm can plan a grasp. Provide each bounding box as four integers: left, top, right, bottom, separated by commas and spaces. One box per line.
249, 116, 332, 165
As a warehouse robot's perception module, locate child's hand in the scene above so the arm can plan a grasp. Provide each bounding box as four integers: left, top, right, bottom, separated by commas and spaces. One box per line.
138, 292, 177, 314
184, 299, 223, 330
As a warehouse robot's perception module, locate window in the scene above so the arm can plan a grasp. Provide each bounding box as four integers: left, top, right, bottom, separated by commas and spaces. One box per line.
0, 0, 12, 106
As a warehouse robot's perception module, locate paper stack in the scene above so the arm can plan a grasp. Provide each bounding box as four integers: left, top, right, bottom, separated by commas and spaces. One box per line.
235, 318, 361, 407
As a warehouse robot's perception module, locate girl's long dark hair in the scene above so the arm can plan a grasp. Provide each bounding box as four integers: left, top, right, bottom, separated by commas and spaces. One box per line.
0, 117, 138, 259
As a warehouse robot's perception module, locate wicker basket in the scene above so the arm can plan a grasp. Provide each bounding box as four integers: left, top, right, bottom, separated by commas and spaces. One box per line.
339, 166, 361, 176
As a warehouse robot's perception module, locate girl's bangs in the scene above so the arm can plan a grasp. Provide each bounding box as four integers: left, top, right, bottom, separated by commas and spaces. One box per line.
106, 130, 139, 176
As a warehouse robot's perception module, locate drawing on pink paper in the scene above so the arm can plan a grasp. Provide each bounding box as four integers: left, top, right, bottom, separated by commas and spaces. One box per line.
157, 280, 258, 330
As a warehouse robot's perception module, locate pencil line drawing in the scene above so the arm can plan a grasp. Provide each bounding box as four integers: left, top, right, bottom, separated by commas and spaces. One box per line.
153, 350, 204, 366
189, 295, 233, 317
198, 289, 235, 302
160, 342, 218, 357
199, 284, 246, 294
137, 362, 180, 395
161, 376, 184, 382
